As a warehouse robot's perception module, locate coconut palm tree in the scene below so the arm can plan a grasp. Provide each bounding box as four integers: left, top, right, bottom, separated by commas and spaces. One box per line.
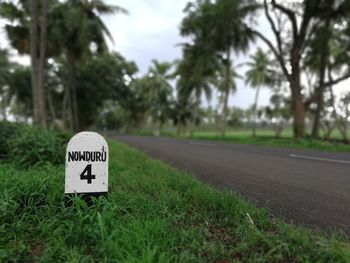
53, 0, 127, 130
0, 0, 50, 127
181, 0, 258, 136
220, 63, 243, 136
246, 48, 273, 137
211, 61, 242, 135
172, 86, 197, 135
0, 49, 11, 85
0, 0, 127, 130
146, 60, 173, 135
174, 43, 219, 134
0, 49, 12, 120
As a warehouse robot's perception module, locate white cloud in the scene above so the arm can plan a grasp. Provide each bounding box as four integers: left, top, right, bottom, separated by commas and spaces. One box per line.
103, 0, 188, 73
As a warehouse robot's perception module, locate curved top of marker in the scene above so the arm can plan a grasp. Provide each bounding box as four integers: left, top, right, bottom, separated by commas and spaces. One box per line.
68, 131, 107, 146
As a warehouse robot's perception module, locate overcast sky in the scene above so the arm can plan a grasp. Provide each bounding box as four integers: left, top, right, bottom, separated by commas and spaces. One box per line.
1, 0, 349, 109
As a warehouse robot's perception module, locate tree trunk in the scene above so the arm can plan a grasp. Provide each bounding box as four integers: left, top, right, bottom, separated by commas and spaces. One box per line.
312, 19, 330, 139
67, 50, 79, 131
326, 60, 347, 142
38, 0, 48, 127
322, 121, 333, 140
158, 122, 163, 136
191, 89, 201, 136
176, 124, 181, 136
29, 0, 39, 125
62, 82, 73, 130
220, 47, 231, 137
252, 86, 261, 137
345, 110, 349, 142
290, 60, 305, 138
29, 0, 47, 128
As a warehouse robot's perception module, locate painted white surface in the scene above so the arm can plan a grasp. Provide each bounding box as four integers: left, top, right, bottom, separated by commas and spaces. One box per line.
65, 132, 109, 194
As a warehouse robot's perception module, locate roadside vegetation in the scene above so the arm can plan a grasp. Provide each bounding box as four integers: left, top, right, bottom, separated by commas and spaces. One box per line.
138, 128, 350, 153
188, 132, 350, 152
1, 124, 350, 262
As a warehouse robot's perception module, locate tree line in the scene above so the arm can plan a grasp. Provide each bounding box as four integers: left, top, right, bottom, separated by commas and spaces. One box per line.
0, 0, 349, 141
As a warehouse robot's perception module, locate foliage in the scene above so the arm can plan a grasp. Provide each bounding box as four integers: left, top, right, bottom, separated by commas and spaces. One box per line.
228, 107, 246, 128
263, 94, 291, 137
8, 64, 33, 119
0, 121, 23, 159
145, 61, 174, 133
0, 0, 127, 129
170, 93, 197, 133
180, 0, 258, 135
175, 43, 218, 104
0, 49, 14, 120
245, 48, 274, 88
0, 122, 70, 167
181, 0, 257, 54
56, 52, 137, 129
0, 49, 11, 85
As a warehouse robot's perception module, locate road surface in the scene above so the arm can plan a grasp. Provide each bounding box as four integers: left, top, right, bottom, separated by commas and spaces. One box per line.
112, 135, 350, 235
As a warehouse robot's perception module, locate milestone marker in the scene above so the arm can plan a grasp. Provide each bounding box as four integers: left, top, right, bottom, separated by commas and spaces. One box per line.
65, 132, 109, 198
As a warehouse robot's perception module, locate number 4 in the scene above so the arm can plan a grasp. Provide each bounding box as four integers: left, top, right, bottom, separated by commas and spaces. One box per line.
80, 164, 96, 184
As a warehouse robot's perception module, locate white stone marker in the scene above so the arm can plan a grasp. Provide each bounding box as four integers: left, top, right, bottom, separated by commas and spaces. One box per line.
65, 132, 108, 197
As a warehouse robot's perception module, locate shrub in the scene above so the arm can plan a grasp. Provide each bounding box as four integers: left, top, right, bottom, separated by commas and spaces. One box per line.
3, 124, 70, 168
0, 122, 23, 160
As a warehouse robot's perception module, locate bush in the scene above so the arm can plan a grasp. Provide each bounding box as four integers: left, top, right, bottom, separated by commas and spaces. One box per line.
0, 122, 23, 160
7, 127, 69, 168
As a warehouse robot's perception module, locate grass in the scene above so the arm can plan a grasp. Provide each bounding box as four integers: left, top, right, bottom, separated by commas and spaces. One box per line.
138, 128, 350, 152
1, 140, 350, 262
186, 131, 350, 152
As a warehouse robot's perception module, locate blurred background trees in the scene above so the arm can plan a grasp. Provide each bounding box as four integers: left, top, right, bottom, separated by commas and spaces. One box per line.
245, 48, 274, 137
0, 0, 349, 142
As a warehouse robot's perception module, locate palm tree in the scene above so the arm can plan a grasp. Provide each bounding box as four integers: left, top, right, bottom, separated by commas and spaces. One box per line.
209, 0, 256, 136
0, 0, 49, 127
0, 0, 126, 130
181, 0, 258, 136
0, 49, 12, 120
174, 42, 219, 134
245, 48, 273, 137
213, 61, 242, 136
172, 88, 197, 135
53, 0, 127, 130
146, 60, 173, 135
29, 0, 48, 128
0, 49, 11, 85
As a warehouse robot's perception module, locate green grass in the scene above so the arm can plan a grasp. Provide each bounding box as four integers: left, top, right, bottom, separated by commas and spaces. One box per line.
186, 131, 350, 152
140, 128, 350, 152
1, 140, 350, 262
186, 128, 350, 140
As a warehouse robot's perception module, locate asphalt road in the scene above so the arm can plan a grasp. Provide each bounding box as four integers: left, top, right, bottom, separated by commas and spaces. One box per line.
112, 135, 350, 235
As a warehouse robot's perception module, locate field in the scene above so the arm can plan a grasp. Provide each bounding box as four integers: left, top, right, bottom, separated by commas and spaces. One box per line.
186, 128, 350, 140
138, 128, 350, 152
1, 139, 350, 262
187, 131, 350, 152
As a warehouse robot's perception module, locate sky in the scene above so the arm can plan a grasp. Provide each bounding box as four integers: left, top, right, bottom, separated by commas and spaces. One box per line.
0, 0, 349, 109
